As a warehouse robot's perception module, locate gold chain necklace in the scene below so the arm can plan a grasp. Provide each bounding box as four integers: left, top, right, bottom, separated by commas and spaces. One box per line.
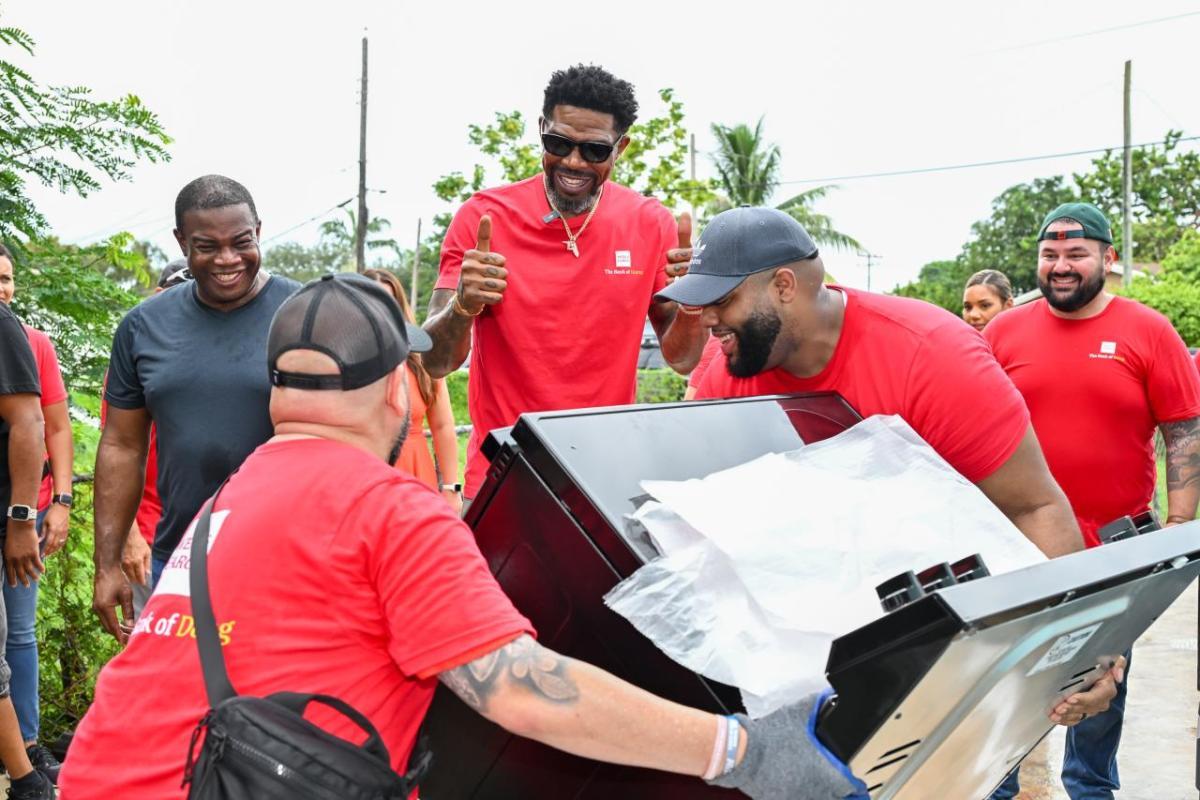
545, 185, 603, 258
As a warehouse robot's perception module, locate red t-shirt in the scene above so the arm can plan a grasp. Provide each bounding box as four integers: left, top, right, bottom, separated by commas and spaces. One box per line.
696, 287, 1030, 484
688, 335, 721, 390
99, 393, 161, 545
437, 176, 674, 496
986, 297, 1200, 546
24, 326, 67, 511
59, 438, 533, 799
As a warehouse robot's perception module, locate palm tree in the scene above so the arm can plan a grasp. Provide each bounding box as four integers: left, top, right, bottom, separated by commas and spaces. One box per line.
708, 118, 861, 252
318, 209, 399, 271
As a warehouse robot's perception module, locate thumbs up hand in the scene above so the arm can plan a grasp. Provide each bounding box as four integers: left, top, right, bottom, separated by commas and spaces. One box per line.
456, 215, 508, 315
664, 212, 693, 284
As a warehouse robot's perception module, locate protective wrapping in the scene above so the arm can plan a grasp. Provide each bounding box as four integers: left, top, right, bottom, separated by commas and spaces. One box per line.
604, 415, 1046, 717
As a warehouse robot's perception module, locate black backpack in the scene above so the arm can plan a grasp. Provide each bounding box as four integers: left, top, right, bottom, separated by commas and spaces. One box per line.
181, 489, 432, 799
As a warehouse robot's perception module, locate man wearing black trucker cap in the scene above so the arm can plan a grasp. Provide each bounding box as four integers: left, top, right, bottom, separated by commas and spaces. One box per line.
59, 274, 868, 800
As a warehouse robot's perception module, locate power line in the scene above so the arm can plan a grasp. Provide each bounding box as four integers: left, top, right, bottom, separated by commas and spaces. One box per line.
772, 134, 1200, 186
979, 10, 1200, 55
261, 197, 354, 245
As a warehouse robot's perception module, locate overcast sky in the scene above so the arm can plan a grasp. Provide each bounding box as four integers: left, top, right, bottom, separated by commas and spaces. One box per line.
6, 0, 1199, 292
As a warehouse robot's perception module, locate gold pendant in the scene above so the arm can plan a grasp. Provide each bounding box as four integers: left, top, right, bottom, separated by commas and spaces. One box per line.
565, 239, 580, 258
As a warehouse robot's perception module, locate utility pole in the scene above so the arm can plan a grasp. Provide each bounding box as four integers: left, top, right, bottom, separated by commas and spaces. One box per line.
858, 251, 881, 293
1122, 60, 1133, 288
410, 218, 422, 313
355, 34, 369, 273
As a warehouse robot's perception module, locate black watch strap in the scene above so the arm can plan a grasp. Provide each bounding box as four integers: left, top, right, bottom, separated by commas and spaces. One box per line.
51, 493, 73, 508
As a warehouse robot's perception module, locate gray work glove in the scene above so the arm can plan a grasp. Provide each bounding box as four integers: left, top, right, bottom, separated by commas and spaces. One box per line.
708, 690, 869, 800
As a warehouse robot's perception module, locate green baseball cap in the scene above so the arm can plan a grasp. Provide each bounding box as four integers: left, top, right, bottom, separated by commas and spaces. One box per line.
1037, 202, 1113, 244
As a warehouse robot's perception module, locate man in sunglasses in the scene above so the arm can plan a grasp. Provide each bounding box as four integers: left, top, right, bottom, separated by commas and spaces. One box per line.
423, 64, 707, 502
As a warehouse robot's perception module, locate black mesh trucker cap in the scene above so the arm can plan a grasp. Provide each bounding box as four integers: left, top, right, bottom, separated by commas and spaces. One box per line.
267, 273, 432, 391
158, 258, 191, 289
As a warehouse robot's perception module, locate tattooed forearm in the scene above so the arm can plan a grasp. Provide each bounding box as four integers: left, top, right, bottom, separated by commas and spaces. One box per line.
439, 635, 580, 714
1162, 417, 1200, 494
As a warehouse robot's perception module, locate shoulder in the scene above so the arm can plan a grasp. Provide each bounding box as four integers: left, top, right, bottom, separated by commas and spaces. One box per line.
265, 275, 302, 297
604, 182, 674, 225
1109, 295, 1176, 330
21, 325, 50, 351
846, 288, 966, 340
464, 176, 544, 212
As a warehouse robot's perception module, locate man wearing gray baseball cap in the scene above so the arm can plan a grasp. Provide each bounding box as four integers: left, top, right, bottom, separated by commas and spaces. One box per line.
662, 207, 1086, 559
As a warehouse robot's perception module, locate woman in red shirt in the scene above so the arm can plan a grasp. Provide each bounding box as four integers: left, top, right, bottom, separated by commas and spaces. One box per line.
365, 269, 462, 513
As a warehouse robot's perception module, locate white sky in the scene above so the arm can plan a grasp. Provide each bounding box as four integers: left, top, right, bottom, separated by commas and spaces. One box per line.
6, 0, 1200, 291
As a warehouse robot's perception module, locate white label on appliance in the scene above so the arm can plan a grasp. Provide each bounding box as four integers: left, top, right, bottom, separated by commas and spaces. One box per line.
1027, 623, 1102, 676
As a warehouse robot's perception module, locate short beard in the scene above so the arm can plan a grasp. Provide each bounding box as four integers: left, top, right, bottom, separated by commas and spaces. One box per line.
1038, 268, 1106, 313
727, 308, 782, 378
544, 172, 597, 217
387, 414, 411, 465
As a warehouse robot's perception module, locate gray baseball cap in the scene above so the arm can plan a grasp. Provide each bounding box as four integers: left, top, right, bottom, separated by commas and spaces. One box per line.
656, 206, 818, 307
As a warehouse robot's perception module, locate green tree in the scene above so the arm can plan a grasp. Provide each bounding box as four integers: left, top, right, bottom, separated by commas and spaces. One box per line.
707, 118, 860, 251
892, 175, 1079, 310
1076, 130, 1200, 262
264, 239, 348, 284
1, 20, 171, 240
10, 234, 144, 394
1116, 229, 1200, 346
316, 208, 399, 272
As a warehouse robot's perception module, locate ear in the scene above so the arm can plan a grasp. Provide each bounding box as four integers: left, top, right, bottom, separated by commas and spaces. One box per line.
385, 363, 410, 417
1003, 298, 1014, 310
255, 222, 262, 241
615, 134, 631, 160
173, 228, 188, 256
1102, 244, 1116, 271
773, 267, 798, 302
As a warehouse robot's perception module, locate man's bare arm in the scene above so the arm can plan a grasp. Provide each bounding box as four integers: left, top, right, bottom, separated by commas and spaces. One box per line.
0, 393, 43, 512
440, 634, 722, 776
94, 406, 151, 570
649, 299, 706, 375
422, 289, 474, 378
975, 426, 1083, 558
1161, 416, 1200, 525
93, 405, 150, 641
0, 393, 46, 586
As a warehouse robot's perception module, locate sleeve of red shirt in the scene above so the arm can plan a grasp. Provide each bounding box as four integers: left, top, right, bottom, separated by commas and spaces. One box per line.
1146, 315, 1200, 423
434, 199, 487, 293
904, 321, 1030, 483
365, 480, 534, 679
26, 328, 68, 406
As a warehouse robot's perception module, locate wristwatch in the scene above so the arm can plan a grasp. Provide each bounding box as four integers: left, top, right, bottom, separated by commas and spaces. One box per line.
440, 483, 463, 493
6, 505, 36, 523
51, 493, 73, 508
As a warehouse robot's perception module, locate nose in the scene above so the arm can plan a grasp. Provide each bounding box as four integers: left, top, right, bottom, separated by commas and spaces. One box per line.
699, 305, 719, 327
560, 147, 589, 171
214, 246, 241, 266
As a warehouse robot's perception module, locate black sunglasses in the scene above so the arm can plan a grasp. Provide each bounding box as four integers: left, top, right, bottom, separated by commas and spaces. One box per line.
540, 132, 617, 163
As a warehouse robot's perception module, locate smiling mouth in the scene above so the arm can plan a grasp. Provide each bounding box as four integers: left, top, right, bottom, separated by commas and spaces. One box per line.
554, 170, 593, 194
211, 270, 244, 287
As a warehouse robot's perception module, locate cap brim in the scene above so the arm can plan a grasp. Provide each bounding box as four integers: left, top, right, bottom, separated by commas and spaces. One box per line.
654, 273, 748, 307
405, 322, 432, 354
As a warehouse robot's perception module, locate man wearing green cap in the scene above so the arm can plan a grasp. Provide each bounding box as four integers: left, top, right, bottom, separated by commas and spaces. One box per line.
984, 202, 1200, 799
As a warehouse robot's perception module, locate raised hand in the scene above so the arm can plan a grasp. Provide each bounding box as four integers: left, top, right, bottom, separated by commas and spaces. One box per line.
455, 215, 508, 315
665, 212, 693, 283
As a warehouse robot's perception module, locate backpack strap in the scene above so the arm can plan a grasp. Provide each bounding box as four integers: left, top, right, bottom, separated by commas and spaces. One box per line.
189, 479, 237, 705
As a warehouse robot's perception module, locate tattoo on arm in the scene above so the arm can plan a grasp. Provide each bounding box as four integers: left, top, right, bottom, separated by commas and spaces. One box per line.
439, 635, 580, 714
1163, 417, 1200, 494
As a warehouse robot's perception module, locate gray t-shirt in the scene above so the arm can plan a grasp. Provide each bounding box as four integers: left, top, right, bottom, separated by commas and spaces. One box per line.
105, 275, 300, 559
